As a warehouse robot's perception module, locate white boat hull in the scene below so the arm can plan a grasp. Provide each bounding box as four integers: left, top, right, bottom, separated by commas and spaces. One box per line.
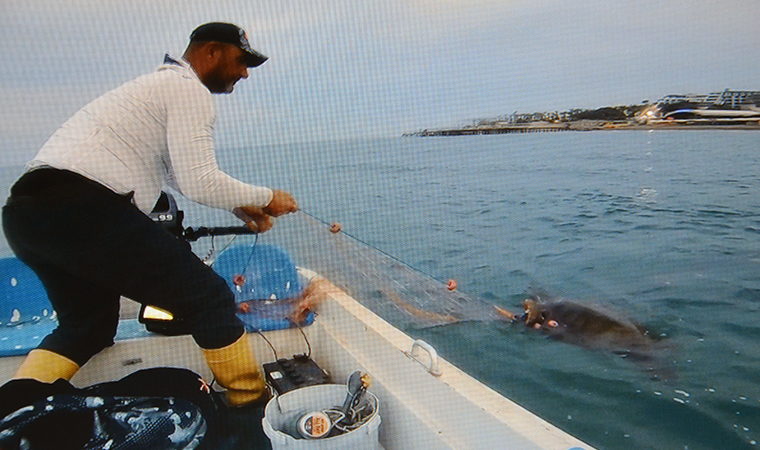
0, 275, 594, 450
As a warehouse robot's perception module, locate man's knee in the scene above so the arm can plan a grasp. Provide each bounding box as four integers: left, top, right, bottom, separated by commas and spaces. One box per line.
188, 288, 244, 350
40, 331, 115, 366
41, 315, 119, 366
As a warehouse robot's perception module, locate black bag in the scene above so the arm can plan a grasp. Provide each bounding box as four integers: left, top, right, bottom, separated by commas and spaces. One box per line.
0, 368, 226, 450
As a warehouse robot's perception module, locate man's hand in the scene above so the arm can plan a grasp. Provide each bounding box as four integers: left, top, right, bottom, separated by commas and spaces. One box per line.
233, 190, 296, 233
263, 190, 298, 217
233, 207, 274, 233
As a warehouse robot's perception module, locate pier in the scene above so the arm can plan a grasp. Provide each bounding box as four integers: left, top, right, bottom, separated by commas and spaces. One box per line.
406, 120, 760, 137
412, 123, 570, 136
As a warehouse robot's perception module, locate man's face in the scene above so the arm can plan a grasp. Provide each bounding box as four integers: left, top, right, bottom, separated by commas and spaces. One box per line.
203, 45, 249, 94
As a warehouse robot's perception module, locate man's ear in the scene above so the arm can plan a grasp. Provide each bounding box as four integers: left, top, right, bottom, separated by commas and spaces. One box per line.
203, 42, 224, 61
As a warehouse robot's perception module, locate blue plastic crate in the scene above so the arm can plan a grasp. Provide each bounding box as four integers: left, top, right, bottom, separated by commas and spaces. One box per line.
212, 244, 313, 331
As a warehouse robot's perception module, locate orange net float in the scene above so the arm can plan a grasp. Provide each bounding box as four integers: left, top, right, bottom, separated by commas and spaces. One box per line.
446, 279, 457, 291
330, 222, 342, 234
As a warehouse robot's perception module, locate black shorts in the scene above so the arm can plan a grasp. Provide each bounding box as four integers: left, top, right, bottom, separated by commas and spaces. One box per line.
2, 169, 244, 365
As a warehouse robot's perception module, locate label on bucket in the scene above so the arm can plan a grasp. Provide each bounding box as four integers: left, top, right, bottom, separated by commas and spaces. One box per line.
297, 411, 332, 439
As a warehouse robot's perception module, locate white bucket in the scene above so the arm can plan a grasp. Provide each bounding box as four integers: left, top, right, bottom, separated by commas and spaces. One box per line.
262, 384, 382, 449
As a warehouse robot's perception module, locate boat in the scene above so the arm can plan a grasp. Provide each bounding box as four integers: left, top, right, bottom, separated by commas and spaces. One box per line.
0, 198, 595, 450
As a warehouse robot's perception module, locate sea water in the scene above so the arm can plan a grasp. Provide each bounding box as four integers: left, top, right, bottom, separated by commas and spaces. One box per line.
2, 131, 759, 449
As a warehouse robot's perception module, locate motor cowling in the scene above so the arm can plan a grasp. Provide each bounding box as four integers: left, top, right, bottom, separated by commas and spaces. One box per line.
148, 191, 184, 237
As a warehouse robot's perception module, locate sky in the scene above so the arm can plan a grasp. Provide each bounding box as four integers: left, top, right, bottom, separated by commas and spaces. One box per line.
1, 0, 759, 161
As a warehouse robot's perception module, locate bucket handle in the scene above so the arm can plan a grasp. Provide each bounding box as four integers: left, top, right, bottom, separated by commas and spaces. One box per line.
406, 339, 442, 376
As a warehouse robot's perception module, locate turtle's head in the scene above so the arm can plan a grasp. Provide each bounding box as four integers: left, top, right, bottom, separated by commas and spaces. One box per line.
523, 298, 547, 327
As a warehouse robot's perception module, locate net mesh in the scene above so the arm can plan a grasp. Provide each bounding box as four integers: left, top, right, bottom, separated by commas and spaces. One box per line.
200, 212, 499, 329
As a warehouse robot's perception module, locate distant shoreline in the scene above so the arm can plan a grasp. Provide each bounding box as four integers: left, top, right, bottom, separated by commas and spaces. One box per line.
405, 120, 760, 137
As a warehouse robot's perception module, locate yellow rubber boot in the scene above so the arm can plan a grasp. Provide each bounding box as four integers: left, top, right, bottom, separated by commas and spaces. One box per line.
13, 349, 79, 383
202, 334, 266, 407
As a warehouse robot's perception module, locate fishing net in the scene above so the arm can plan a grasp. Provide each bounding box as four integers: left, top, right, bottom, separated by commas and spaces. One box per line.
196, 212, 500, 330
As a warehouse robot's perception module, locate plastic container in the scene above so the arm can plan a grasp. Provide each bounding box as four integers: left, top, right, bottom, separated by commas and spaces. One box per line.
262, 384, 382, 450
212, 244, 314, 331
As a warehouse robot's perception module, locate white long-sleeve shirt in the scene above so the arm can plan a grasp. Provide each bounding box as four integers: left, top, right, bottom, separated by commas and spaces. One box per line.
28, 56, 273, 214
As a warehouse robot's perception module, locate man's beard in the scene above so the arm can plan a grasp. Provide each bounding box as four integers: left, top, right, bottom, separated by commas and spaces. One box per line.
207, 80, 235, 94
205, 69, 237, 94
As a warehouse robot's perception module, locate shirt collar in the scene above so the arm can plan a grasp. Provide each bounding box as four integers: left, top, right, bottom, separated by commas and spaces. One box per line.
160, 54, 202, 82
163, 54, 191, 68
163, 54, 181, 65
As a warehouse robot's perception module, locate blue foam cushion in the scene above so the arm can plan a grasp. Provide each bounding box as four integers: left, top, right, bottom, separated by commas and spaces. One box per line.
0, 257, 58, 356
0, 245, 313, 357
0, 257, 53, 323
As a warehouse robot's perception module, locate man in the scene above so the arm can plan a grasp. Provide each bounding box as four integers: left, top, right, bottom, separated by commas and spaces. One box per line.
2, 22, 297, 407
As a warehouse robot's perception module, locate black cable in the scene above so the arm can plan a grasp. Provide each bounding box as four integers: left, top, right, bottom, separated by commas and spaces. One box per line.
295, 322, 312, 358
255, 329, 278, 361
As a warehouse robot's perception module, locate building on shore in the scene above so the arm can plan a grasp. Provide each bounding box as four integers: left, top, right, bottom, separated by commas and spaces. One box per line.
656, 89, 760, 109
637, 89, 760, 125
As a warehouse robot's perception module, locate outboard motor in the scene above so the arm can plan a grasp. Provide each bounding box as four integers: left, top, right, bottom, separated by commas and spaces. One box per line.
148, 191, 184, 237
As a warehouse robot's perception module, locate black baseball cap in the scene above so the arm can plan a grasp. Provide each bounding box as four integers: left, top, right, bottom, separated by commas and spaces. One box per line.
190, 22, 268, 67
